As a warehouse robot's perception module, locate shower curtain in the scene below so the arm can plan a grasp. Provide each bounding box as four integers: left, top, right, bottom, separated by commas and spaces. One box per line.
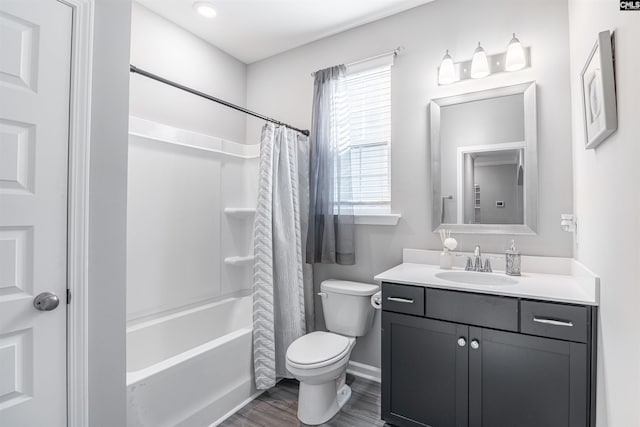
252, 122, 313, 390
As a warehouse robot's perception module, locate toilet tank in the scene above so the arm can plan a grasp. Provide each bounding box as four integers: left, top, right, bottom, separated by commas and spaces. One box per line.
320, 279, 379, 337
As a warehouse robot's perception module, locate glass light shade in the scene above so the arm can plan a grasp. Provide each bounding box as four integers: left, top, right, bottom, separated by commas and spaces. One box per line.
505, 33, 526, 71
470, 43, 489, 79
193, 1, 217, 18
438, 50, 456, 85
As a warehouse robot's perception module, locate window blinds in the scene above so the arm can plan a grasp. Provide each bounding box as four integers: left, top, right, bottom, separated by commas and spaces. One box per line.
339, 63, 392, 214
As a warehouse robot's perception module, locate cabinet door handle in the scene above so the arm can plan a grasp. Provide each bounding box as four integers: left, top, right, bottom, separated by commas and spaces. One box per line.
470, 339, 480, 350
533, 316, 574, 327
387, 297, 414, 304
457, 337, 467, 347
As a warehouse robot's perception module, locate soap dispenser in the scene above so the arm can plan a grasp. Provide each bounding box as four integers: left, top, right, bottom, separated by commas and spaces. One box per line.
505, 240, 521, 276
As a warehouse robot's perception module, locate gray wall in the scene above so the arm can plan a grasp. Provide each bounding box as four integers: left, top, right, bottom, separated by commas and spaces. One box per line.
474, 164, 523, 224
88, 0, 131, 425
129, 3, 247, 143
568, 0, 640, 425
246, 0, 574, 368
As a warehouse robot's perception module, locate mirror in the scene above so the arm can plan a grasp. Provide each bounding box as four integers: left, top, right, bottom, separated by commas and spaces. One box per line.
430, 82, 537, 234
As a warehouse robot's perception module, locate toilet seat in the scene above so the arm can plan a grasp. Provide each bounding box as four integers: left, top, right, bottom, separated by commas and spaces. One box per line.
286, 331, 354, 369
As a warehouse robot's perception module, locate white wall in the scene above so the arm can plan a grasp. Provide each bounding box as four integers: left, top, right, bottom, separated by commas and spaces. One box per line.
129, 3, 247, 143
246, 0, 574, 368
568, 1, 640, 425
88, 0, 131, 425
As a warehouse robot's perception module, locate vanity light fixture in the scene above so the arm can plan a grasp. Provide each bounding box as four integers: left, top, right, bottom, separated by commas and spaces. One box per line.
193, 1, 217, 18
437, 35, 529, 85
438, 50, 456, 85
505, 33, 526, 71
470, 42, 489, 79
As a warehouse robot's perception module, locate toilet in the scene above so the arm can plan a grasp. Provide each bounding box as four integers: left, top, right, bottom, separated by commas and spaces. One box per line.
286, 279, 379, 425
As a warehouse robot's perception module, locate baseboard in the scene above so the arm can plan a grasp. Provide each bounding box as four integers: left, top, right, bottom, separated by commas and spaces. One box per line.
347, 361, 381, 383
208, 389, 264, 427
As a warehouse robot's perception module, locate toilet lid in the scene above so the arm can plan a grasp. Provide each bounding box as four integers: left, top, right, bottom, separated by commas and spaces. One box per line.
286, 331, 352, 366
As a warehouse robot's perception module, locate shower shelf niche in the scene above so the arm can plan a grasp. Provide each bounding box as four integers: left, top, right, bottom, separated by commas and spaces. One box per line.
224, 255, 255, 266
224, 208, 256, 219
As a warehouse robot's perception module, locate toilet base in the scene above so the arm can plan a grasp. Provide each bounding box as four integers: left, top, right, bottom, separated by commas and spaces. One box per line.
297, 379, 352, 425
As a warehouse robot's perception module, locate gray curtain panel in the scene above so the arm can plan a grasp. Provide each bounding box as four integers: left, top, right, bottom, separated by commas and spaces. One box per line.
253, 123, 312, 389
306, 65, 356, 265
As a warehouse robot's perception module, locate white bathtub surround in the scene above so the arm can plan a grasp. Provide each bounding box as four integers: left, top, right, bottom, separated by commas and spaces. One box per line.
126, 118, 259, 426
253, 123, 314, 389
224, 207, 257, 218
127, 296, 255, 427
127, 117, 258, 320
224, 256, 256, 266
129, 116, 259, 159
375, 249, 600, 306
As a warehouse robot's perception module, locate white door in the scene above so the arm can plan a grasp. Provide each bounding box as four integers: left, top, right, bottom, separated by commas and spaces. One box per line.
0, 1, 72, 426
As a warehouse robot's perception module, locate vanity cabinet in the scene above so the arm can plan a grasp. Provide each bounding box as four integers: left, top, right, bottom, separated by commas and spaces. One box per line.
382, 313, 468, 427
381, 283, 597, 427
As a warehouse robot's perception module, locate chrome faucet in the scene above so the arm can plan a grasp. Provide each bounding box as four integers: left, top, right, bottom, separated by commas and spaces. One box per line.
466, 245, 492, 272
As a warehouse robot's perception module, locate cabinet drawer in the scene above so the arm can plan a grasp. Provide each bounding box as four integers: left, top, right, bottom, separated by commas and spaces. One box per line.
382, 283, 425, 316
426, 289, 518, 332
520, 300, 589, 343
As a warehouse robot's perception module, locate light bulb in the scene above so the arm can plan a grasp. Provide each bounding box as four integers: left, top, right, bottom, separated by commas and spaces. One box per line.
470, 42, 489, 79
193, 1, 217, 18
438, 50, 456, 85
505, 33, 526, 71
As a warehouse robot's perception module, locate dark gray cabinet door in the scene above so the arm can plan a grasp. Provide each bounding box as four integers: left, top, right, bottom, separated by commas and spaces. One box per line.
382, 312, 468, 427
468, 327, 588, 427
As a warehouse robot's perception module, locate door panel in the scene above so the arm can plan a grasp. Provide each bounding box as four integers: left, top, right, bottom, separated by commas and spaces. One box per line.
0, 1, 72, 426
469, 327, 587, 427
382, 312, 468, 427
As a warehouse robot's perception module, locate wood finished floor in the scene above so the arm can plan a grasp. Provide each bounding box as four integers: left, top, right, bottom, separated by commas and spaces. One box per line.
219, 375, 387, 427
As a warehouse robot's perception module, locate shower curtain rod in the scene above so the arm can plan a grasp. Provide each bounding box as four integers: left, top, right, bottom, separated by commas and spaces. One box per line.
129, 65, 310, 136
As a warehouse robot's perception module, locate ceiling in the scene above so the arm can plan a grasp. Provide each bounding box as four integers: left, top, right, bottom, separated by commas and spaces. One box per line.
135, 0, 434, 64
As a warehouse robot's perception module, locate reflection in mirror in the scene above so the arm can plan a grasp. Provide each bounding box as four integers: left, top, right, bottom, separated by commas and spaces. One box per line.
458, 146, 524, 225
430, 82, 537, 234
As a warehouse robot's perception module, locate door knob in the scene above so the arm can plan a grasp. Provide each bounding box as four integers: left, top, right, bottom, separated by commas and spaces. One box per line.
470, 339, 480, 350
33, 292, 60, 311
457, 337, 467, 347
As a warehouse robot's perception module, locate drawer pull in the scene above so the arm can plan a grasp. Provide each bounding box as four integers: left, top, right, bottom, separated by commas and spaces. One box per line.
533, 316, 574, 327
387, 297, 415, 304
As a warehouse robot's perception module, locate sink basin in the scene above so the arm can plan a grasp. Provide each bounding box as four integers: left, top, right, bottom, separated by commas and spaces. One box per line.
435, 271, 518, 286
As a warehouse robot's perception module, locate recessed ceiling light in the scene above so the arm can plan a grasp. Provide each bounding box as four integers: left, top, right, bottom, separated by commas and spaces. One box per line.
193, 1, 217, 19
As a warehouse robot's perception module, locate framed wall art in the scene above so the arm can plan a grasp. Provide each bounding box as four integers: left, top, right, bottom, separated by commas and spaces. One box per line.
580, 30, 617, 149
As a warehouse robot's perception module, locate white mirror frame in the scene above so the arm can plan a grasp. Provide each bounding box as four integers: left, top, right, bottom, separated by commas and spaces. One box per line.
430, 81, 538, 234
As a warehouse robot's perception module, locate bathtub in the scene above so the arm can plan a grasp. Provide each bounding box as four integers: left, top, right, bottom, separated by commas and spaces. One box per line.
126, 295, 256, 427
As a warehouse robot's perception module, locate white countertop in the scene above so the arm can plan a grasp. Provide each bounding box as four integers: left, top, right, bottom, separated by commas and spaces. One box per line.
374, 250, 600, 306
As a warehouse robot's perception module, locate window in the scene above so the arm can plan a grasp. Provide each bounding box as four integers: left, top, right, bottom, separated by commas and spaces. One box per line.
338, 56, 392, 215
